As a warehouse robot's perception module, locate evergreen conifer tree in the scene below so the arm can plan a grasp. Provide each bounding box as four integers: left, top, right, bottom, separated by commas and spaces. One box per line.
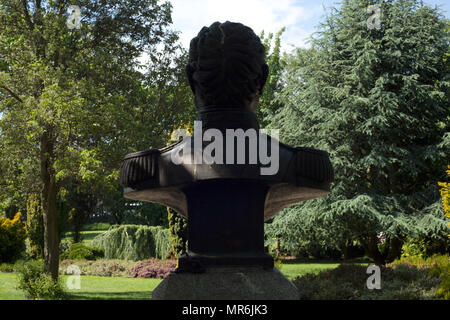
267, 0, 449, 264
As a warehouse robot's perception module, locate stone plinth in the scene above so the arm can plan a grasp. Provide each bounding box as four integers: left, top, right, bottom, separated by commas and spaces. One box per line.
152, 266, 299, 300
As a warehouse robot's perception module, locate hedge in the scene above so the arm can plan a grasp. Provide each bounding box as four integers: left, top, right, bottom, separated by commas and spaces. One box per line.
92, 225, 170, 260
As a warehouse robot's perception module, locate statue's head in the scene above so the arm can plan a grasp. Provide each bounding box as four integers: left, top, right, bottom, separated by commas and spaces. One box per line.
187, 21, 269, 111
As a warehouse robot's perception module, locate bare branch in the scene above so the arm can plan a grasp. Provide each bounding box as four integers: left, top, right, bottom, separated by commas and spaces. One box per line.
21, 0, 34, 30
0, 85, 24, 103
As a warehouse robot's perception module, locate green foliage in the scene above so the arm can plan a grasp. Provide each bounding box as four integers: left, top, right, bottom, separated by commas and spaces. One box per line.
26, 194, 44, 259
390, 254, 450, 300
401, 238, 428, 259
401, 237, 450, 259
0, 263, 14, 273
92, 225, 170, 260
64, 181, 97, 243
14, 260, 66, 300
0, 212, 27, 262
81, 223, 111, 231
0, 0, 190, 279
437, 271, 450, 299
123, 202, 169, 227
165, 125, 190, 259
167, 207, 188, 258
257, 28, 287, 126
60, 243, 104, 261
294, 255, 449, 300
59, 259, 137, 278
438, 165, 450, 237
267, 0, 450, 264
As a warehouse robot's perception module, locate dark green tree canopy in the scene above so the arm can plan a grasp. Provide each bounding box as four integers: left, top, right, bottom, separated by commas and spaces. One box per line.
266, 0, 449, 264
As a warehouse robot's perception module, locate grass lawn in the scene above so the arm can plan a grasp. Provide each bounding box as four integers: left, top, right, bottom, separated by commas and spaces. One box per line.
63, 275, 162, 300
0, 272, 162, 300
0, 272, 26, 300
0, 260, 368, 300
61, 230, 106, 245
279, 260, 341, 280
61, 223, 111, 244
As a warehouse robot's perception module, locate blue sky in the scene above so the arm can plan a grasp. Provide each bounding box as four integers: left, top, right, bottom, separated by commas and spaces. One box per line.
168, 0, 449, 54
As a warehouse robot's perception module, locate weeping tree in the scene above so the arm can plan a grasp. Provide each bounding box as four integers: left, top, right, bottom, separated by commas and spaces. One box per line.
0, 0, 179, 280
267, 0, 450, 264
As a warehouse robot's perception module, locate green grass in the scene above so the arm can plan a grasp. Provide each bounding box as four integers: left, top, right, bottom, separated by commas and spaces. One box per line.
0, 272, 162, 300
81, 223, 111, 231
0, 260, 369, 300
279, 259, 371, 280
61, 223, 111, 244
63, 275, 162, 300
279, 260, 340, 280
0, 272, 25, 300
61, 230, 106, 245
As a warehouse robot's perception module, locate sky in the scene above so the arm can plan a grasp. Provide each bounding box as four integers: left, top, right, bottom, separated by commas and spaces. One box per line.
168, 0, 450, 54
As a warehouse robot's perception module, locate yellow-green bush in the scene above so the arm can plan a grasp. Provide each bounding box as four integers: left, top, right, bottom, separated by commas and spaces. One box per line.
26, 194, 44, 259
390, 254, 450, 300
0, 212, 27, 262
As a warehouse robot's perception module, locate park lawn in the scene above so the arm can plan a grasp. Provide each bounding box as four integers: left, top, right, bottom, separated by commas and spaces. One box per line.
61, 223, 111, 245
63, 275, 162, 300
279, 259, 371, 280
0, 272, 162, 300
0, 260, 367, 300
279, 260, 340, 280
0, 272, 25, 300
61, 230, 106, 245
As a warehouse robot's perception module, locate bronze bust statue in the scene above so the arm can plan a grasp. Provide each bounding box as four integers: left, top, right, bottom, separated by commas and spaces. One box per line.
119, 21, 333, 271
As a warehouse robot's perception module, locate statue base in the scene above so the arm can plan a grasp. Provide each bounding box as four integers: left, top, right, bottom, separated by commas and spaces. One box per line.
152, 266, 299, 300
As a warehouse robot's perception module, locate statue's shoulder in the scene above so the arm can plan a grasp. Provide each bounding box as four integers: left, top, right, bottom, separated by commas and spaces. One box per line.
119, 148, 161, 188
294, 146, 334, 183
119, 139, 188, 188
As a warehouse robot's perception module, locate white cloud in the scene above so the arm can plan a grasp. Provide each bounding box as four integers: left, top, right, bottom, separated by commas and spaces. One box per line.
169, 0, 325, 53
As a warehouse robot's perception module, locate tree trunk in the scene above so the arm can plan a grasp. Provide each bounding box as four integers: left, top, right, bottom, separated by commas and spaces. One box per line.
385, 237, 403, 263
275, 236, 280, 258
360, 234, 386, 265
40, 130, 60, 281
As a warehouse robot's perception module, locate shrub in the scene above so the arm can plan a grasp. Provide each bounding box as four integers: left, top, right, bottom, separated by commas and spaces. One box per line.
59, 259, 137, 277
92, 225, 170, 260
0, 263, 15, 272
15, 260, 66, 300
167, 207, 188, 258
60, 243, 104, 261
0, 212, 27, 262
292, 255, 450, 300
129, 259, 176, 279
401, 237, 450, 259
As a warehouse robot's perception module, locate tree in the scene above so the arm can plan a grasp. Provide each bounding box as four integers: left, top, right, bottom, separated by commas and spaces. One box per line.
65, 180, 97, 243
0, 0, 178, 280
267, 0, 450, 264
257, 28, 287, 127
